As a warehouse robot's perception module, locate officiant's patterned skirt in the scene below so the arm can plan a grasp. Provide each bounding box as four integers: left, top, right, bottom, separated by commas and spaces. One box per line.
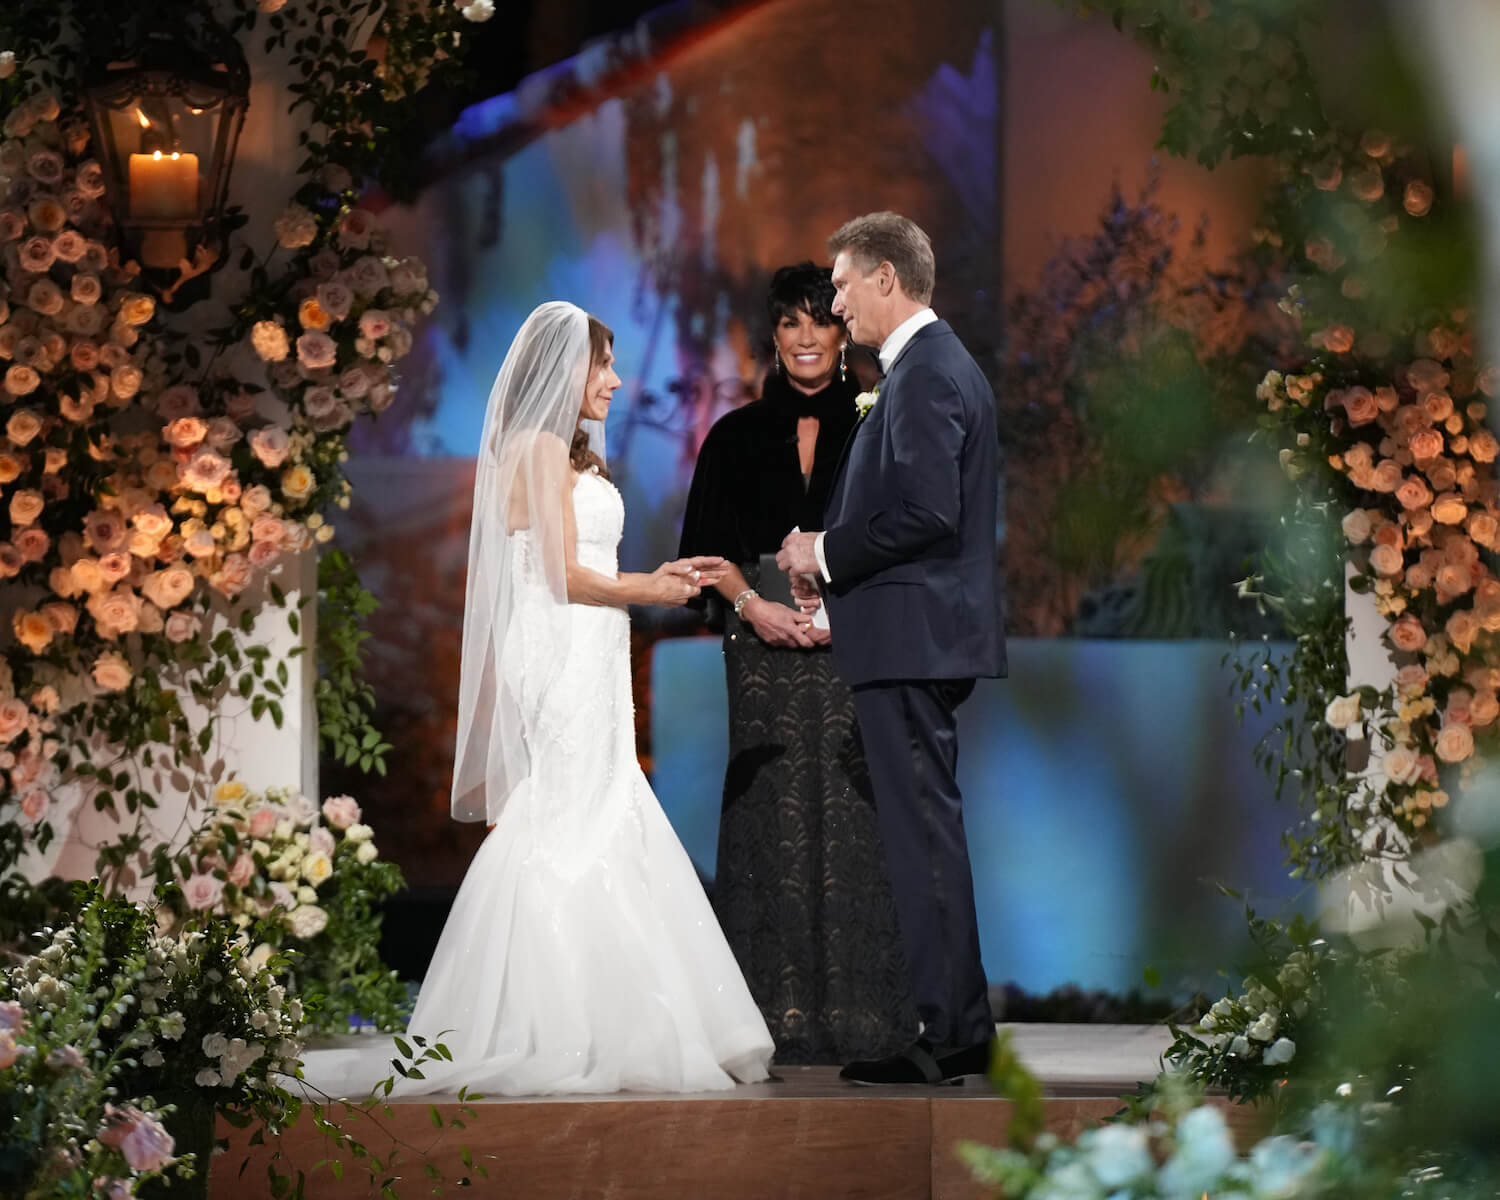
714, 605, 917, 1064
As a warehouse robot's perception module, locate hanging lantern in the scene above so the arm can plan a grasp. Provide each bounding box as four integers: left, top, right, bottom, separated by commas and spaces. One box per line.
81, 11, 249, 274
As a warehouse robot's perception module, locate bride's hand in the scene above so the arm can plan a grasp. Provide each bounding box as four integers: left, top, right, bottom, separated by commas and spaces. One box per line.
682, 555, 729, 588
647, 560, 703, 606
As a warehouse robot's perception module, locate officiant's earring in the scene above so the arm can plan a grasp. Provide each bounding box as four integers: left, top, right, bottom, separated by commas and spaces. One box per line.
839, 344, 847, 382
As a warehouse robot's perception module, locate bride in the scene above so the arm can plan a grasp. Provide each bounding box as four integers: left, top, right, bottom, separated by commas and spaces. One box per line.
393, 301, 773, 1096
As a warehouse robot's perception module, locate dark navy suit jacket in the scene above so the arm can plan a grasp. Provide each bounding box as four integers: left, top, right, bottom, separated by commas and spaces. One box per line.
822, 319, 1006, 687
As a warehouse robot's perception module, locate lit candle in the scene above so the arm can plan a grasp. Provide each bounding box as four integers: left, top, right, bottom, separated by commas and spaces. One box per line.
128, 151, 199, 220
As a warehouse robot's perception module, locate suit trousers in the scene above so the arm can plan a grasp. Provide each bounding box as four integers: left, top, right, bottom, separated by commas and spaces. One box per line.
849, 678, 994, 1050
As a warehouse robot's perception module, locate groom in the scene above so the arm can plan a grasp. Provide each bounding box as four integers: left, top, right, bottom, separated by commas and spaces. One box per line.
777, 212, 1005, 1085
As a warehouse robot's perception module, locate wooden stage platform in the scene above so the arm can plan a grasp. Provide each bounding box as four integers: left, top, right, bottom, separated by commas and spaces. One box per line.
213, 1025, 1261, 1199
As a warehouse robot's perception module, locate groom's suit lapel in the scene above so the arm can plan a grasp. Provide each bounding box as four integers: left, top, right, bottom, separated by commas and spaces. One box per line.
829, 321, 948, 515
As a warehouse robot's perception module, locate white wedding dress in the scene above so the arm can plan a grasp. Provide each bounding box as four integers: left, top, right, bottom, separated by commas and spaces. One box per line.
381, 469, 771, 1096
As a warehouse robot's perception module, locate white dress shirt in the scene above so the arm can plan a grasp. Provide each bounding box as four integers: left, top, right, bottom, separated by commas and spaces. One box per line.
812, 308, 938, 583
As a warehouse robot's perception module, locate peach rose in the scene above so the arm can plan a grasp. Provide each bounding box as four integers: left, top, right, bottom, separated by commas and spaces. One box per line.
1446, 608, 1480, 652
1341, 510, 1372, 544
1432, 493, 1468, 525
1395, 477, 1434, 511
1369, 543, 1404, 576
12, 610, 53, 653
1470, 691, 1500, 726
1341, 386, 1378, 426
1408, 428, 1444, 460
14, 527, 48, 562
1404, 180, 1434, 217
1470, 431, 1500, 463
9, 490, 44, 527
141, 567, 195, 611
1435, 722, 1475, 764
1390, 616, 1428, 652
1423, 391, 1455, 423
1370, 460, 1404, 492
1396, 664, 1429, 694
91, 651, 132, 692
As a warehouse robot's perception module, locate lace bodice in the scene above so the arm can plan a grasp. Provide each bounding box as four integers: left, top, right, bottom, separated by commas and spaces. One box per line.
573, 469, 624, 575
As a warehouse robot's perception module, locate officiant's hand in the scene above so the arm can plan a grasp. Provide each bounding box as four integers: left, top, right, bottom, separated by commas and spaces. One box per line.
789, 573, 821, 614
741, 596, 815, 649
776, 531, 821, 579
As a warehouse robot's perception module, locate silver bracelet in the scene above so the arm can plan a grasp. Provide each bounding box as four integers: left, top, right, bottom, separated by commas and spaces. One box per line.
732, 588, 758, 617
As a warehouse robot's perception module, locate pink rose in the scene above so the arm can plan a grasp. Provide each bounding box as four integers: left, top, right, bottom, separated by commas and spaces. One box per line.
164, 611, 200, 643
0, 1001, 24, 1033
296, 330, 338, 371
19, 789, 48, 822
100, 1106, 175, 1174
15, 527, 49, 562
1396, 664, 1429, 694
83, 510, 128, 554
337, 207, 377, 249
321, 794, 361, 830
211, 553, 253, 597
41, 602, 77, 634
181, 872, 224, 911
248, 805, 280, 839
179, 450, 233, 493
1390, 616, 1428, 653
228, 854, 257, 888
163, 417, 208, 449
346, 255, 389, 297
247, 541, 281, 568
309, 826, 336, 857
250, 427, 291, 469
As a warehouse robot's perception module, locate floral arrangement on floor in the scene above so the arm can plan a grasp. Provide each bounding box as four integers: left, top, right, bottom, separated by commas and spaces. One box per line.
1, 884, 483, 1199
0, 886, 301, 1197
158, 780, 408, 1035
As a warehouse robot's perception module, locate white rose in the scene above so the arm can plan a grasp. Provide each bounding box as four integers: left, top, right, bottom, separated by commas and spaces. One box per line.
1263, 1037, 1296, 1066
1323, 693, 1361, 731
344, 822, 373, 844
1246, 1010, 1278, 1042
284, 904, 328, 939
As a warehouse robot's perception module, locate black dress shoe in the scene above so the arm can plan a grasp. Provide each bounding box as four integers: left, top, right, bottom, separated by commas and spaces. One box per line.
839, 1038, 993, 1086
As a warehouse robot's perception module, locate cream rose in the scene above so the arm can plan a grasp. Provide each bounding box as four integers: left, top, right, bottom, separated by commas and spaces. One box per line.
284, 904, 329, 939
91, 651, 132, 692
1395, 477, 1433, 511
141, 567, 195, 611
1435, 722, 1475, 764
1383, 745, 1421, 784
300, 851, 333, 887
9, 489, 44, 527
250, 321, 290, 363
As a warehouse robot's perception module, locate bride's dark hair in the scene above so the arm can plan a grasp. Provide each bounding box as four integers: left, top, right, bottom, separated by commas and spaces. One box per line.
572, 314, 613, 478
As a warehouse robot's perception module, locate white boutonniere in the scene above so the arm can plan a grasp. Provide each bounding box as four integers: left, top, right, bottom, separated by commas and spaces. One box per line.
854, 387, 879, 421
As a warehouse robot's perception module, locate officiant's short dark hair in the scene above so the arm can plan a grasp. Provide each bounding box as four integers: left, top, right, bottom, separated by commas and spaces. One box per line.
767, 261, 840, 328
828, 212, 935, 305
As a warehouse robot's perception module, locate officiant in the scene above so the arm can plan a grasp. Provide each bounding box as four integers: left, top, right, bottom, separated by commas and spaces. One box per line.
677, 261, 915, 1064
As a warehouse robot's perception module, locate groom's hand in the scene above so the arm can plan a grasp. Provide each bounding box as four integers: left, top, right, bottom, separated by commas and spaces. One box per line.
776, 531, 822, 579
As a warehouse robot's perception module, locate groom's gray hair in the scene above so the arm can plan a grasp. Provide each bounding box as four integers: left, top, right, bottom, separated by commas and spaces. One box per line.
827, 212, 936, 305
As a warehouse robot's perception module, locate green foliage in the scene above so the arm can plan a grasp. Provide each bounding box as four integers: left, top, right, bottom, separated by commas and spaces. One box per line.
317, 548, 390, 777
